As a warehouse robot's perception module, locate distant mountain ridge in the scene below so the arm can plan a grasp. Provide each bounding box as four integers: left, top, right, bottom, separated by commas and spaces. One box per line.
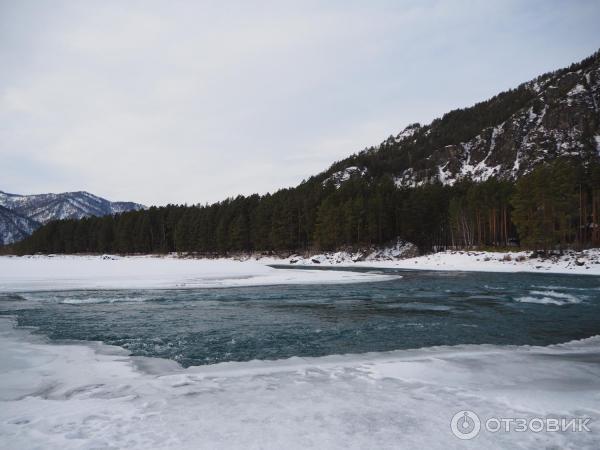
0, 190, 145, 245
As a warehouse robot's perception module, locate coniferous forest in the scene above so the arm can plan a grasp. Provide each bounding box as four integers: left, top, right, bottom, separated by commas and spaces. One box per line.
4, 158, 600, 256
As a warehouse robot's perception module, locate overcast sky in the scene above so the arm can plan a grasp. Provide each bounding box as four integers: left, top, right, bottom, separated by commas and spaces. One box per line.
1, 0, 599, 206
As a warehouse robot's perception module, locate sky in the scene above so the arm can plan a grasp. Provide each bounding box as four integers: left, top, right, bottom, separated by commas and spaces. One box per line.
1, 0, 600, 206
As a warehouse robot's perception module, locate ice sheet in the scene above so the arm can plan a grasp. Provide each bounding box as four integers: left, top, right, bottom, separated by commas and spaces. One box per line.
1, 317, 598, 449
0, 255, 396, 291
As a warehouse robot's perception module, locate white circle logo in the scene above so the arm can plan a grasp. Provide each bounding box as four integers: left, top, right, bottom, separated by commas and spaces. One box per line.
451, 410, 481, 440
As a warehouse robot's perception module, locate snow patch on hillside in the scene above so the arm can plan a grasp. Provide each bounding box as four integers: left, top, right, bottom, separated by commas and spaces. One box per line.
394, 123, 420, 143
568, 83, 587, 96
386, 61, 600, 188
322, 166, 367, 188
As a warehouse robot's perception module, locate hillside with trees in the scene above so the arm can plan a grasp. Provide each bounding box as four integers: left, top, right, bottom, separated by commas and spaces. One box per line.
5, 158, 600, 256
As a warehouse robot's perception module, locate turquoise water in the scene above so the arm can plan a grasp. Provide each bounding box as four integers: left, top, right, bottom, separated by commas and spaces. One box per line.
1, 268, 599, 367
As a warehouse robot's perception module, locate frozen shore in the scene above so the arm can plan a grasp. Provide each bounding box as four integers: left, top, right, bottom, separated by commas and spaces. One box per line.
271, 248, 600, 276
1, 317, 598, 449
1, 253, 599, 448
0, 255, 396, 292
2, 248, 600, 290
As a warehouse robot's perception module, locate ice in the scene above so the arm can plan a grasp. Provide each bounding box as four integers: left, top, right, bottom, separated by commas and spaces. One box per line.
515, 288, 588, 305
0, 255, 397, 292
1, 317, 599, 449
526, 290, 583, 304
516, 296, 579, 306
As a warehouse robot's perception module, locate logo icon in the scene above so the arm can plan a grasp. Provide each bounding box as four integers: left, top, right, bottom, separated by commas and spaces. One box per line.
451, 410, 481, 440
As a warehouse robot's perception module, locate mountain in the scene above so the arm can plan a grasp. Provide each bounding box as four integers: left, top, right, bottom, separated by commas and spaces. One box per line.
5, 49, 600, 255
0, 206, 40, 245
0, 190, 145, 245
0, 190, 145, 225
320, 50, 600, 188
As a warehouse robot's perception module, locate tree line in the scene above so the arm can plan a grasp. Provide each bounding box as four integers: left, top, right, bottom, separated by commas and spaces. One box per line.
4, 158, 600, 256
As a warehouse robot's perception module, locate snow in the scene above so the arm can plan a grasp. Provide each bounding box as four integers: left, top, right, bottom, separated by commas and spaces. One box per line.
1, 317, 598, 449
3, 248, 600, 292
398, 123, 507, 187
289, 240, 417, 265
394, 123, 420, 142
436, 163, 454, 185
0, 255, 397, 292
322, 166, 367, 188
568, 83, 587, 96
281, 249, 600, 276
514, 290, 585, 306
454, 134, 502, 183
531, 80, 542, 93
1, 249, 599, 447
394, 168, 416, 187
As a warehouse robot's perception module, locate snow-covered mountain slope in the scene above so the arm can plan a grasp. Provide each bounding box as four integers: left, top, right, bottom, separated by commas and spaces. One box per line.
413, 65, 600, 186
321, 50, 600, 188
0, 206, 40, 246
0, 190, 145, 244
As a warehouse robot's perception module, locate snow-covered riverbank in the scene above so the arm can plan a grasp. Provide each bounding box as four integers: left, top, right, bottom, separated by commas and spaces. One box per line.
1, 317, 598, 449
271, 248, 600, 276
0, 255, 396, 292
1, 253, 599, 448
1, 248, 599, 294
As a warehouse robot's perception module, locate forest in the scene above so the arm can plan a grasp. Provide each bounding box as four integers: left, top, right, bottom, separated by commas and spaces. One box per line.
4, 158, 600, 256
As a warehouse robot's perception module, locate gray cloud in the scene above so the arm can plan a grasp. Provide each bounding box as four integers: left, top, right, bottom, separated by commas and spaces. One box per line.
1, 0, 599, 205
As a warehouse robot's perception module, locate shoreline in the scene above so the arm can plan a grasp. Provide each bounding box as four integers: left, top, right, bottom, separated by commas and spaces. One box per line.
278, 249, 600, 276
1, 316, 599, 449
1, 248, 600, 283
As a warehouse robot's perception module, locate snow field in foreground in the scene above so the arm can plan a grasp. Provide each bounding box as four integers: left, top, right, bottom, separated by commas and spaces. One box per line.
1, 318, 599, 449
